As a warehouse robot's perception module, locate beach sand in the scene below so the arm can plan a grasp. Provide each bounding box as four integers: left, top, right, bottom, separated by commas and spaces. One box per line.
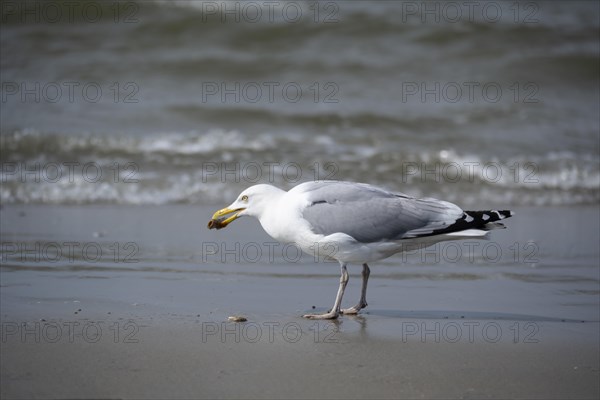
1, 204, 599, 399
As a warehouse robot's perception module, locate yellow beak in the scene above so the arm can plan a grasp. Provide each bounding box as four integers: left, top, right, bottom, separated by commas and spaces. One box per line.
207, 207, 245, 230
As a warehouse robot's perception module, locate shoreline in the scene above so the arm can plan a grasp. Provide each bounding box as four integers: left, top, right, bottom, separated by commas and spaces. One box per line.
1, 204, 599, 399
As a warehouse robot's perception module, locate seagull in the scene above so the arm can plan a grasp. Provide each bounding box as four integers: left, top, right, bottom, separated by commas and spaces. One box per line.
208, 180, 513, 319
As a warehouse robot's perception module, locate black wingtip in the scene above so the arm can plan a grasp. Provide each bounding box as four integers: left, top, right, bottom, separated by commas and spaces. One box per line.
462, 210, 514, 229
498, 210, 514, 219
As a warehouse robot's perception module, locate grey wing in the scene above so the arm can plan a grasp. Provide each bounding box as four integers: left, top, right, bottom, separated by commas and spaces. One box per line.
299, 181, 464, 243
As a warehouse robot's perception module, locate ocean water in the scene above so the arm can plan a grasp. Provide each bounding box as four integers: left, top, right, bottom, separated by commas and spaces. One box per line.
1, 0, 599, 207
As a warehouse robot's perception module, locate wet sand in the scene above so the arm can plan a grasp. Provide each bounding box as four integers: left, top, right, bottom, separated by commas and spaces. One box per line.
1, 204, 599, 399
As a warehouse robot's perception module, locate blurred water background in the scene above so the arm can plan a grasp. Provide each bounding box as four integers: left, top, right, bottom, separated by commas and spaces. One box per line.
1, 0, 599, 207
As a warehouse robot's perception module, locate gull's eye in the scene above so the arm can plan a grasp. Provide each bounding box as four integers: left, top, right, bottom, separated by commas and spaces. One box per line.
241, 195, 248, 202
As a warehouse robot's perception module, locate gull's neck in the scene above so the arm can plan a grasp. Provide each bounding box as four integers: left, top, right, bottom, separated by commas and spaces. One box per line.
254, 186, 312, 244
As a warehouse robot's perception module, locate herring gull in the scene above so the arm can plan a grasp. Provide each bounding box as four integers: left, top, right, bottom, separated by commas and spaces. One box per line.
208, 180, 513, 319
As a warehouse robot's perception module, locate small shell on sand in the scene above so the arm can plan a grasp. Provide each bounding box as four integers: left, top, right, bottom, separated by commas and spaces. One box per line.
228, 316, 247, 322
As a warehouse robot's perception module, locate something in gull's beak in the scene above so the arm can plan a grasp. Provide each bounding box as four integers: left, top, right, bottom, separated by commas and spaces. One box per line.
207, 207, 245, 230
